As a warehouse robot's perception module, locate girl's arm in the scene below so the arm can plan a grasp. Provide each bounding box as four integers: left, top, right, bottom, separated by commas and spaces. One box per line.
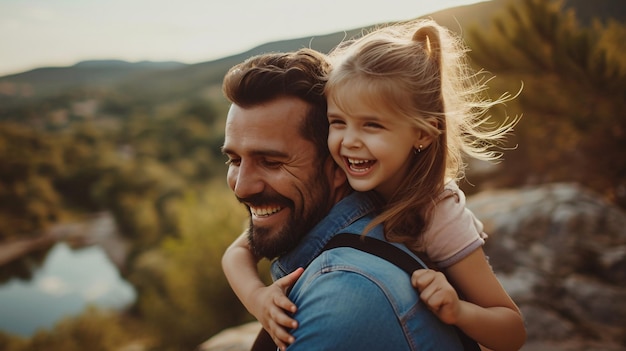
222, 232, 303, 350
412, 248, 526, 351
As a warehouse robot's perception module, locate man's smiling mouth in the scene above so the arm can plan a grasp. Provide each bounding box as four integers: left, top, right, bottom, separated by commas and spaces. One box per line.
250, 205, 282, 217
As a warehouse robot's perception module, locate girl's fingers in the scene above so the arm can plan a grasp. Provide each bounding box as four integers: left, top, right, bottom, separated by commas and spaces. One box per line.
269, 306, 298, 329
411, 269, 436, 290
266, 267, 303, 349
274, 293, 297, 313
276, 267, 304, 290
271, 267, 303, 313
273, 327, 295, 345
274, 314, 298, 329
268, 320, 296, 350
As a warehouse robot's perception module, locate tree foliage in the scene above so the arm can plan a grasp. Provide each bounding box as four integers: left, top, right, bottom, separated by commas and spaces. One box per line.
0, 124, 63, 238
0, 307, 150, 351
466, 0, 626, 206
128, 184, 252, 350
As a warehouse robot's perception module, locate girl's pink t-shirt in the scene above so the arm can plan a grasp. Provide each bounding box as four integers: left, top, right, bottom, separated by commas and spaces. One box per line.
424, 181, 487, 268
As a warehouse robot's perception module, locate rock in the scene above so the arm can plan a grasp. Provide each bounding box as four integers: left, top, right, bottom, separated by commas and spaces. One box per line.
467, 183, 626, 350
197, 321, 260, 351
201, 183, 626, 350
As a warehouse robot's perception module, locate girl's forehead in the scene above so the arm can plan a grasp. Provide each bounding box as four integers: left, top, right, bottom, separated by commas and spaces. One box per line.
329, 81, 400, 115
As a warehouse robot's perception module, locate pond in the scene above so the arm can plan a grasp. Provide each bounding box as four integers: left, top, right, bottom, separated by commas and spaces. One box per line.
0, 242, 136, 337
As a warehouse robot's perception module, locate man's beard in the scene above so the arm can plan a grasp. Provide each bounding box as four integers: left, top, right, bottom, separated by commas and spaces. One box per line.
244, 176, 331, 260
247, 218, 302, 260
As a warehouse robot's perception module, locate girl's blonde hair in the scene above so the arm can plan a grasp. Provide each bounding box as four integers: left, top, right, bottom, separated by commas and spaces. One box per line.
325, 19, 517, 250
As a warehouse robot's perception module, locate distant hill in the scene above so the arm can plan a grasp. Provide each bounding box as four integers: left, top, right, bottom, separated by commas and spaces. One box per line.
0, 60, 186, 98
0, 0, 623, 117
0, 0, 508, 102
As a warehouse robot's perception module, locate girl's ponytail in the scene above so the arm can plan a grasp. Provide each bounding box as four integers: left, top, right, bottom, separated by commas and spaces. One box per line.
412, 26, 442, 73
412, 25, 445, 116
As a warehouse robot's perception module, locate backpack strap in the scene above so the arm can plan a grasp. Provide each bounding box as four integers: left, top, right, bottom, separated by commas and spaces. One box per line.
322, 233, 481, 351
322, 233, 429, 273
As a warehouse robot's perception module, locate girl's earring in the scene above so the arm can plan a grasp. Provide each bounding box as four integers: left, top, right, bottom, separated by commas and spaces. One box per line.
414, 145, 422, 154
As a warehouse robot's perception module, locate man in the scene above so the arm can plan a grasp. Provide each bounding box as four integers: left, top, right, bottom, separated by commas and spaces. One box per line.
221, 48, 463, 350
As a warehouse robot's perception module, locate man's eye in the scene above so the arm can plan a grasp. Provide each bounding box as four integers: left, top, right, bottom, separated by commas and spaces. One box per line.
262, 159, 282, 168
225, 158, 240, 166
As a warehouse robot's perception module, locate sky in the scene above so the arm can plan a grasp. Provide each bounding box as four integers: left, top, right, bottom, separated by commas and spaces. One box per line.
0, 0, 487, 77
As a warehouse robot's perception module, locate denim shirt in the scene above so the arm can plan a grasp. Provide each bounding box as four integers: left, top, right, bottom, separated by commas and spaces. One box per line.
271, 192, 464, 351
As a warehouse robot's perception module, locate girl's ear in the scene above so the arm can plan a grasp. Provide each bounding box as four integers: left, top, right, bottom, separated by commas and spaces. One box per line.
414, 119, 439, 149
414, 131, 434, 150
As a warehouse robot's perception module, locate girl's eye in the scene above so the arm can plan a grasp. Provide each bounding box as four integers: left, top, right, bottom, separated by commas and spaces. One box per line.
328, 118, 345, 125
365, 122, 384, 129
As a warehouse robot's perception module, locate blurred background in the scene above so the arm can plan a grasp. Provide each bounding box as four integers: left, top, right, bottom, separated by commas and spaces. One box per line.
0, 0, 624, 350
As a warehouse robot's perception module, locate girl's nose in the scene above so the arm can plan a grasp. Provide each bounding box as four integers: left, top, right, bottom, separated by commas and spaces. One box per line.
341, 129, 362, 149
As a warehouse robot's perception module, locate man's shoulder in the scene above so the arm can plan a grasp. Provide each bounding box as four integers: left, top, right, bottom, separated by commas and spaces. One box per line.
287, 247, 464, 350
292, 247, 420, 312
288, 248, 415, 350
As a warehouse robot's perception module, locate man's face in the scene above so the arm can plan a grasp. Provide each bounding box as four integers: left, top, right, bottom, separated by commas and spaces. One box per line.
222, 97, 334, 259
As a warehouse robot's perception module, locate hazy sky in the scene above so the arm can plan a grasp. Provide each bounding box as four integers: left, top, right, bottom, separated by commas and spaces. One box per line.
0, 0, 487, 76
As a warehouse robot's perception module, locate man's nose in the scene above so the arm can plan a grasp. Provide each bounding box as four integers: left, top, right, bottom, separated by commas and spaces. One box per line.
230, 160, 264, 199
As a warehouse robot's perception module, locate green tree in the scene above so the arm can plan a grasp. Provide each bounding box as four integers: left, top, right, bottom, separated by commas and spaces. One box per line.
0, 123, 64, 239
20, 307, 146, 351
0, 332, 27, 351
466, 0, 626, 206
92, 158, 185, 251
129, 183, 252, 350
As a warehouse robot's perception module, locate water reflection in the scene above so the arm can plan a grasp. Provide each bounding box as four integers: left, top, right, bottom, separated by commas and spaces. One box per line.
0, 242, 136, 336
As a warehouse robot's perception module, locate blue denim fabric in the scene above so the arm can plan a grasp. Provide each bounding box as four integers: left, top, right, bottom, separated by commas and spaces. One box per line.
271, 192, 464, 350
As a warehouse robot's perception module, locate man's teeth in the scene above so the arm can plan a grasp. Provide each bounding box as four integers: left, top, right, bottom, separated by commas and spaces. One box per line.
251, 206, 281, 217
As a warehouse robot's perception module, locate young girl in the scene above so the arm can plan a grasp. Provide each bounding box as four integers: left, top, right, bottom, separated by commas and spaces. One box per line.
223, 19, 526, 351
323, 19, 525, 350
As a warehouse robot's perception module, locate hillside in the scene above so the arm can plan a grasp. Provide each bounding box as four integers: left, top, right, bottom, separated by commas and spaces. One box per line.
1, 0, 623, 115
0, 1, 506, 120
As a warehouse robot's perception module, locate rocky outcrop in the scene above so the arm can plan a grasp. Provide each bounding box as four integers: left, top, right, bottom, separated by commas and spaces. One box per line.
200, 183, 626, 351
197, 321, 261, 351
468, 183, 626, 350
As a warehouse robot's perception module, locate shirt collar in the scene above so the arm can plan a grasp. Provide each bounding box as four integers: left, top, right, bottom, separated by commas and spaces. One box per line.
272, 191, 380, 278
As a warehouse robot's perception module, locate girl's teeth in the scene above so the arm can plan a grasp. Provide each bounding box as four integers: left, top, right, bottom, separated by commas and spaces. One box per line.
348, 158, 372, 164
347, 158, 374, 172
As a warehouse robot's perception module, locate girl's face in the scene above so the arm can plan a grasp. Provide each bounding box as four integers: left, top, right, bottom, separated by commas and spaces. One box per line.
327, 93, 424, 199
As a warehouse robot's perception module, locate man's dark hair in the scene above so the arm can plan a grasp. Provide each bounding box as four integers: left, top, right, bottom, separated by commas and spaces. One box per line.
222, 48, 331, 160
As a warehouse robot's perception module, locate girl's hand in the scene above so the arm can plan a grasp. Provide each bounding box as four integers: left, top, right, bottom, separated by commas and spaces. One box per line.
250, 267, 304, 351
411, 269, 462, 325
